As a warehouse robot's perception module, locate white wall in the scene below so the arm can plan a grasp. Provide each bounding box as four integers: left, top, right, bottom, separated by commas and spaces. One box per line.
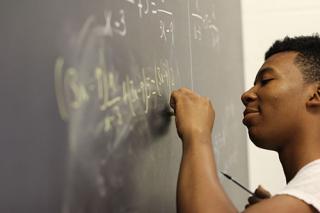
241, 0, 320, 194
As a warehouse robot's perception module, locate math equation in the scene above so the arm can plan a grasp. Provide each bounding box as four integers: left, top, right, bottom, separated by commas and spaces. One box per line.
54, 0, 220, 135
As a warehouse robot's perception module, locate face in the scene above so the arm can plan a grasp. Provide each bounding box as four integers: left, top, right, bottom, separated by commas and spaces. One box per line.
241, 51, 310, 151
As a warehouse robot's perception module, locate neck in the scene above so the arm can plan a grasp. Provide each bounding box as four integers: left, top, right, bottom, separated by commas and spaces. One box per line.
278, 128, 320, 183
278, 149, 308, 183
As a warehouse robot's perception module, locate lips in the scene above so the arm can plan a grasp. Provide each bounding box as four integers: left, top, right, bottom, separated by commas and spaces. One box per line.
243, 107, 260, 126
243, 108, 259, 117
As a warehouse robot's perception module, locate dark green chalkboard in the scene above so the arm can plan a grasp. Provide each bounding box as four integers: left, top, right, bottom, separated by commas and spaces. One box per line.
0, 0, 248, 212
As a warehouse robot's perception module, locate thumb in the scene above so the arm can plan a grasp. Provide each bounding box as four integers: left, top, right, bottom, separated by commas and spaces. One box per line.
254, 185, 271, 199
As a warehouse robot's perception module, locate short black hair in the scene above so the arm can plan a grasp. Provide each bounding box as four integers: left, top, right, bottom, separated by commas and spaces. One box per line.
265, 35, 320, 83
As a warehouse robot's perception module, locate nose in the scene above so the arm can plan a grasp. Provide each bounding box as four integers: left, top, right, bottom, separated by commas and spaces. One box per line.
241, 86, 257, 106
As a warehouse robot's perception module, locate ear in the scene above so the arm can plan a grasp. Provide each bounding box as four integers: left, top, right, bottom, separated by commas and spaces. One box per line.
306, 84, 320, 108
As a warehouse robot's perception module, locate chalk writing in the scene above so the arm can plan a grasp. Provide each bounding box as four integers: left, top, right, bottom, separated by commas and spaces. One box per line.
55, 55, 177, 134
160, 20, 174, 46
125, 0, 175, 45
81, 0, 220, 47
55, 0, 220, 134
126, 0, 166, 18
191, 0, 220, 47
94, 9, 127, 37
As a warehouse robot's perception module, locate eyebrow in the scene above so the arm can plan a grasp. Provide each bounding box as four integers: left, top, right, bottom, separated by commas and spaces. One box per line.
254, 67, 276, 85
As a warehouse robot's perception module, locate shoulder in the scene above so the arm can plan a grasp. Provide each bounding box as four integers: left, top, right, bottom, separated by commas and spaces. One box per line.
243, 194, 318, 213
244, 159, 320, 212
276, 159, 320, 211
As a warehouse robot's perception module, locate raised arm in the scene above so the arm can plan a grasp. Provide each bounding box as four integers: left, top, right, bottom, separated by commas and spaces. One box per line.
170, 88, 316, 213
170, 88, 237, 213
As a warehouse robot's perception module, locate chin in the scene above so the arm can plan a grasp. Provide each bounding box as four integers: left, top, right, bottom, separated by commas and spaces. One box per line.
248, 128, 278, 151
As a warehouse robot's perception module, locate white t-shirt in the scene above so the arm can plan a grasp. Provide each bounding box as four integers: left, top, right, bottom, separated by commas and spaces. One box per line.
276, 159, 320, 211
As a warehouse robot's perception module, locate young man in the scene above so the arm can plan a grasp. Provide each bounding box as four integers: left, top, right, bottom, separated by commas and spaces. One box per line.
170, 35, 320, 212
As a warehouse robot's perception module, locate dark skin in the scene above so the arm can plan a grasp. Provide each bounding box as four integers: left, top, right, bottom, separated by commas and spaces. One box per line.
170, 51, 320, 212
245, 185, 271, 209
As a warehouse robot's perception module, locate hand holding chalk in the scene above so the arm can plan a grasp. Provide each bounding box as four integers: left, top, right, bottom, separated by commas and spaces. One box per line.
170, 88, 214, 144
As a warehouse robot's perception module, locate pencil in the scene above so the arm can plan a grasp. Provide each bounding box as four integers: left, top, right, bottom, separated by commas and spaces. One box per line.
220, 171, 255, 196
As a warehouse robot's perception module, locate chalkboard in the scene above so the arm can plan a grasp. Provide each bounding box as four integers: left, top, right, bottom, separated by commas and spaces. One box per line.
0, 0, 248, 212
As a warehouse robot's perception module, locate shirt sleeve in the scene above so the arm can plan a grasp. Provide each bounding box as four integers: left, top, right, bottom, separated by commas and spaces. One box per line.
276, 159, 320, 212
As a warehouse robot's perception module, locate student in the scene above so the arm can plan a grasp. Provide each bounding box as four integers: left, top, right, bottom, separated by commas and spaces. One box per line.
170, 35, 320, 212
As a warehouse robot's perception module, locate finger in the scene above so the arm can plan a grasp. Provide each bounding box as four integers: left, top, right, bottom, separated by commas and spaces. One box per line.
178, 87, 193, 94
178, 87, 201, 100
170, 88, 195, 110
255, 185, 271, 198
245, 203, 251, 209
207, 98, 214, 110
170, 90, 178, 110
248, 196, 261, 205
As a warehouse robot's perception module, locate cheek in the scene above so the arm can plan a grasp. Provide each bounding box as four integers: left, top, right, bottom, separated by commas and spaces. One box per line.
249, 86, 304, 147
263, 97, 297, 129
259, 94, 281, 118
261, 86, 295, 116
258, 99, 302, 142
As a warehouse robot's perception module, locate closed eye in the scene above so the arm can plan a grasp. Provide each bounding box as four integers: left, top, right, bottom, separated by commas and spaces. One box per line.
260, 78, 273, 85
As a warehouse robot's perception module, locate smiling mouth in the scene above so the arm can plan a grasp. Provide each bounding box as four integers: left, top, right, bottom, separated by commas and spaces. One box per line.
242, 108, 260, 126
243, 108, 259, 117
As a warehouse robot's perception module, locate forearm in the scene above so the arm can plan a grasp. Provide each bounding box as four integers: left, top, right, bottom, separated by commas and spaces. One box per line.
177, 136, 237, 213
